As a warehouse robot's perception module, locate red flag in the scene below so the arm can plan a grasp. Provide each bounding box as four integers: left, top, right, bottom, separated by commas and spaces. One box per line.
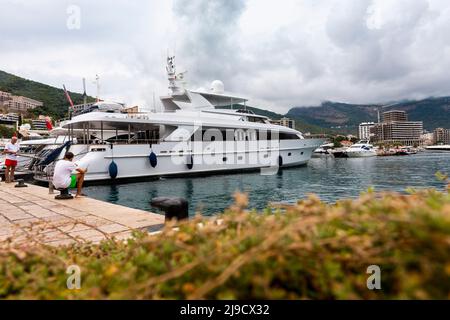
45, 117, 53, 130
63, 85, 74, 109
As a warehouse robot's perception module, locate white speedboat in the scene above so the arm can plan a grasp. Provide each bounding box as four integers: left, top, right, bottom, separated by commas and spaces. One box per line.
345, 140, 377, 158
33, 57, 323, 183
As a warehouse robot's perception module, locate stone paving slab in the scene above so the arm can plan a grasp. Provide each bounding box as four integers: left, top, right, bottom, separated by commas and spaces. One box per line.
0, 182, 164, 247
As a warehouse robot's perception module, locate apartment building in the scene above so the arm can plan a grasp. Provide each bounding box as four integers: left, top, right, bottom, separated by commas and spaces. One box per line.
372, 110, 424, 146
358, 122, 375, 140
433, 128, 450, 145
0, 91, 43, 113
271, 117, 296, 129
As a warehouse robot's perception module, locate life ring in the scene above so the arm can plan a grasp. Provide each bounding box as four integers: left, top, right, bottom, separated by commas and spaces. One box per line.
109, 161, 118, 179
186, 155, 194, 170
149, 152, 157, 168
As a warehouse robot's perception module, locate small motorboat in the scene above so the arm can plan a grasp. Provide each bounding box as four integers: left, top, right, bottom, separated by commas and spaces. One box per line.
345, 140, 377, 158
312, 143, 334, 158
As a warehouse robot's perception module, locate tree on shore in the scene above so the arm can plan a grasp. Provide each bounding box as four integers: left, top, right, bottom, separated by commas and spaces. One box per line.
0, 124, 15, 138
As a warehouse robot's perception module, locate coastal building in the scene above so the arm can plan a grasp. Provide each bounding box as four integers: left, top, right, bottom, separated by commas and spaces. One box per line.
0, 92, 43, 114
123, 106, 139, 114
0, 91, 12, 104
70, 101, 126, 116
0, 113, 18, 128
433, 128, 450, 145
1, 113, 19, 122
71, 102, 97, 116
382, 110, 408, 122
420, 132, 434, 146
271, 117, 295, 129
358, 122, 375, 140
31, 116, 52, 131
372, 110, 423, 146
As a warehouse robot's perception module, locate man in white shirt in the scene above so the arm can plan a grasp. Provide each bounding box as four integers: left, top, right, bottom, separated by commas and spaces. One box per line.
53, 152, 87, 198
3, 136, 19, 183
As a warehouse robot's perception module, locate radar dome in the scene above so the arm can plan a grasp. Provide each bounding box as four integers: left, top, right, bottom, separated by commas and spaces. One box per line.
211, 80, 224, 94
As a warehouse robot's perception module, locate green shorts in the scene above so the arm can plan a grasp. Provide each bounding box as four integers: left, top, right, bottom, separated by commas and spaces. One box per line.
69, 174, 77, 189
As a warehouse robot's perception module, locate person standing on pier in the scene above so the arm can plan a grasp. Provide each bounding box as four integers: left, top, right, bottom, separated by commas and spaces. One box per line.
53, 152, 87, 198
3, 136, 19, 183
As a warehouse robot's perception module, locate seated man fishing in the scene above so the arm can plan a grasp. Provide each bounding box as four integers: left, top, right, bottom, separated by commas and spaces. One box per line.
53, 152, 87, 198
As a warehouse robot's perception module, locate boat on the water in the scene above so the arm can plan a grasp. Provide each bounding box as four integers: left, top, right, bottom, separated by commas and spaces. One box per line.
425, 145, 450, 152
1, 137, 64, 179
312, 143, 334, 158
330, 148, 348, 158
32, 57, 323, 184
344, 140, 377, 158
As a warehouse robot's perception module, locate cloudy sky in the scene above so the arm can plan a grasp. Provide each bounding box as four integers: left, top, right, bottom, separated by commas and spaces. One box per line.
2, 0, 450, 113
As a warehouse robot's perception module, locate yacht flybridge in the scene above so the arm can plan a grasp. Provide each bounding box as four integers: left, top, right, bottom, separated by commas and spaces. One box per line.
33, 57, 323, 183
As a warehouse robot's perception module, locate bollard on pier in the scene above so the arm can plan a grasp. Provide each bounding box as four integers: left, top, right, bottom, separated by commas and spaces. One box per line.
150, 197, 189, 223
14, 179, 27, 188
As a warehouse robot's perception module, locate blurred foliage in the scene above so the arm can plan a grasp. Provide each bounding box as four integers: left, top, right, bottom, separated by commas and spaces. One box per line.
0, 188, 449, 299
0, 125, 15, 138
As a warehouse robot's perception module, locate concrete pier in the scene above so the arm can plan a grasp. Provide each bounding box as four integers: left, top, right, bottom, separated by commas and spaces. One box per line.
0, 182, 164, 247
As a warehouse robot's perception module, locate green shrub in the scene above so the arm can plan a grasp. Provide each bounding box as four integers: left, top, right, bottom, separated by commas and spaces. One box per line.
0, 189, 449, 299
0, 125, 15, 139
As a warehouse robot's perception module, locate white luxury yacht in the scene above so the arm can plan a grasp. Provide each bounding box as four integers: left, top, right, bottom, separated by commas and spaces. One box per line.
345, 140, 377, 158
33, 57, 323, 183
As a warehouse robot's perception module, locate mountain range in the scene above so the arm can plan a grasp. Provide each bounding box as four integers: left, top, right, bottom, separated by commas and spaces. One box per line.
1, 69, 449, 133
287, 99, 450, 133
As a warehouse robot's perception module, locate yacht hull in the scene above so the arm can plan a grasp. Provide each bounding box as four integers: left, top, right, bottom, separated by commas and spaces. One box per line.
34, 139, 322, 183
345, 151, 377, 158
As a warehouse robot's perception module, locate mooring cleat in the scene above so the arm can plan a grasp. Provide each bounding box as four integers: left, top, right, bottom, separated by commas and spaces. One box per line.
55, 188, 74, 200
14, 179, 27, 188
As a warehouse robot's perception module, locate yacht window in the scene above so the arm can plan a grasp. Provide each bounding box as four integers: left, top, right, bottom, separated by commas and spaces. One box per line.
106, 128, 159, 145
247, 130, 257, 141
279, 132, 300, 140
223, 130, 235, 141
247, 116, 266, 123
236, 109, 255, 115
203, 129, 222, 142
107, 133, 134, 143
258, 131, 270, 140
235, 129, 245, 141
190, 128, 265, 142
191, 129, 236, 142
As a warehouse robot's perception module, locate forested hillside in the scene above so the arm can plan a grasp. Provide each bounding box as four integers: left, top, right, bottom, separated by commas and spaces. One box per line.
0, 70, 95, 118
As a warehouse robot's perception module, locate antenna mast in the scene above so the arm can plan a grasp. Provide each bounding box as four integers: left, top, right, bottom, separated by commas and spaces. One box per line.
166, 56, 176, 93
82, 78, 87, 107
152, 91, 156, 113
94, 75, 100, 102
166, 56, 187, 95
